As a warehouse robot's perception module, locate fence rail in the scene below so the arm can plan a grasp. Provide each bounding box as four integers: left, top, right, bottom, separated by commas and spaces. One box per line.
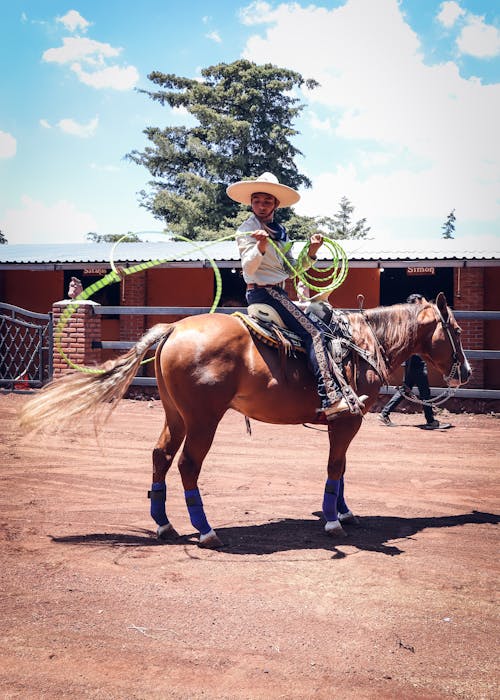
91, 305, 500, 400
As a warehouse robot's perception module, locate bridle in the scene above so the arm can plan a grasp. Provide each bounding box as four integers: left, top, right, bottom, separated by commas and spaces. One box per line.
402, 302, 463, 408
434, 304, 464, 386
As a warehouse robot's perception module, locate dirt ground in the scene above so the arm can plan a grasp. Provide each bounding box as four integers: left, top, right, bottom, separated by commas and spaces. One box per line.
0, 394, 498, 700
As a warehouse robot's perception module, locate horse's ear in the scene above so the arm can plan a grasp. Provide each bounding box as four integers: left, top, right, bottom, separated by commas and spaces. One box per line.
436, 292, 449, 320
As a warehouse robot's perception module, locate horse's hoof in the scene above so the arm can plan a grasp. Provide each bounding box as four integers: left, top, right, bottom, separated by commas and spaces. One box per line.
198, 529, 223, 549
157, 523, 179, 540
325, 520, 347, 537
338, 510, 359, 525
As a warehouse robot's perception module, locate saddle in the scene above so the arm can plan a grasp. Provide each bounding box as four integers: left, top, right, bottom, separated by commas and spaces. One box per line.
233, 301, 361, 408
234, 301, 353, 362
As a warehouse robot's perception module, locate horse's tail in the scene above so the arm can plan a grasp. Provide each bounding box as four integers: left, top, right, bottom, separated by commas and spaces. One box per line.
20, 323, 175, 433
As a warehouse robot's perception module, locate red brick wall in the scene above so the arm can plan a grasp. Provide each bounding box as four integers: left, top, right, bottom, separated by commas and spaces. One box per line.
52, 301, 102, 377
484, 267, 500, 389
454, 267, 484, 388
120, 271, 146, 341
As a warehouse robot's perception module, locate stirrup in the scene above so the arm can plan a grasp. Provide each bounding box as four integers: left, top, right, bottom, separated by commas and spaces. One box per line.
317, 393, 368, 420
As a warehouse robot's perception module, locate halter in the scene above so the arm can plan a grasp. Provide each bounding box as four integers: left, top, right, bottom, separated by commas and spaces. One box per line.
400, 302, 462, 408
435, 305, 463, 385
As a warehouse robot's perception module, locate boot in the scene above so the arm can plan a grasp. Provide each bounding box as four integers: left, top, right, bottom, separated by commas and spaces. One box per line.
318, 394, 368, 420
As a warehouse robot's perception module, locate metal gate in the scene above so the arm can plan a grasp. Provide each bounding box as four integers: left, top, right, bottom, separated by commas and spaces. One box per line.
0, 303, 53, 391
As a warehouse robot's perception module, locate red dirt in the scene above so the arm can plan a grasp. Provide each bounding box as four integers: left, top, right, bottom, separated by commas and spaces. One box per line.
1, 394, 498, 699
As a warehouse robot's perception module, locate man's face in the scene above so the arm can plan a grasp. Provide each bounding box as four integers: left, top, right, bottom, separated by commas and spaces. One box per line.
251, 192, 278, 221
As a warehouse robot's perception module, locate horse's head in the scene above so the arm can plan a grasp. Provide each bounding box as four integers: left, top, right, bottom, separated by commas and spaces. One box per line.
416, 292, 471, 387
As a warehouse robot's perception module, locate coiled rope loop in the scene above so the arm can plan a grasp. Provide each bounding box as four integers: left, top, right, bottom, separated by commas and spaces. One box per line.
56, 231, 348, 374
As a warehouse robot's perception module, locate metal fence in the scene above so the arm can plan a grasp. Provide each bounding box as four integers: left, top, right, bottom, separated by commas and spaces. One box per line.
0, 302, 53, 391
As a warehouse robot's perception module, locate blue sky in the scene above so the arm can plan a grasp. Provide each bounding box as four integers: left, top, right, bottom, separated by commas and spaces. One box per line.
1, 0, 499, 249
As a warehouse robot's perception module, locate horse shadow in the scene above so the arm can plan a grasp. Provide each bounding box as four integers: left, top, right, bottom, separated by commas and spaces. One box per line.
51, 510, 498, 558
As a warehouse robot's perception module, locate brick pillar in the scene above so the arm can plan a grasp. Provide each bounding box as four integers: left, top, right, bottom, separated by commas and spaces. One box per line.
120, 271, 146, 342
52, 300, 102, 377
454, 267, 484, 388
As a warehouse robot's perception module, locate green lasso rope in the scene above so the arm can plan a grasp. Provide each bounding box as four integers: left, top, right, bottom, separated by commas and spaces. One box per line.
56, 232, 348, 374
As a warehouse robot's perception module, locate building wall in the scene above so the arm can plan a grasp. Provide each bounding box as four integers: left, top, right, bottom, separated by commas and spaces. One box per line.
1, 262, 498, 390
146, 267, 215, 324
328, 267, 380, 309
454, 267, 484, 389
484, 267, 500, 389
1, 269, 64, 313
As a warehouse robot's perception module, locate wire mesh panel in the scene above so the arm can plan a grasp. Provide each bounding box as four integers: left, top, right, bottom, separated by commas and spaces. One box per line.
0, 303, 53, 391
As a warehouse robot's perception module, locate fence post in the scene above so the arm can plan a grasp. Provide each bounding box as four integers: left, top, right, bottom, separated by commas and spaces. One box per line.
52, 300, 102, 377
120, 271, 146, 342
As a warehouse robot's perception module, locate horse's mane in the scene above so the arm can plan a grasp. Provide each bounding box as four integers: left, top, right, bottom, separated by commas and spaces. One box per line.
348, 302, 430, 381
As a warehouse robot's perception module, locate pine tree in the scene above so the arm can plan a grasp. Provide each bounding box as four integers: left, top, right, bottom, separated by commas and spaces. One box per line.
442, 209, 456, 239
86, 232, 141, 243
127, 60, 318, 239
317, 197, 370, 239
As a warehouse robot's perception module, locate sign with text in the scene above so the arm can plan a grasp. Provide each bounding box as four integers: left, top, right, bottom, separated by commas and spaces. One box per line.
407, 266, 435, 276
83, 267, 108, 276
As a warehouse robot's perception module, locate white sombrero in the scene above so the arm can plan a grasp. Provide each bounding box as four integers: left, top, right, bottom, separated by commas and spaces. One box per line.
226, 172, 300, 208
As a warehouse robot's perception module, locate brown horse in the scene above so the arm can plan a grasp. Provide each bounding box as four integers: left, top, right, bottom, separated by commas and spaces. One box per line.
20, 292, 470, 547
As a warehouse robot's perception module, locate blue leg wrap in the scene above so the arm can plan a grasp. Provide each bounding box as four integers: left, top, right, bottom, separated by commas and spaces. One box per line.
148, 482, 169, 527
185, 488, 211, 535
337, 476, 349, 515
323, 478, 340, 522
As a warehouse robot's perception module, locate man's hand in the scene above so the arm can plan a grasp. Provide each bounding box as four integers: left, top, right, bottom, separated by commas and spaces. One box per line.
250, 229, 270, 254
308, 232, 323, 258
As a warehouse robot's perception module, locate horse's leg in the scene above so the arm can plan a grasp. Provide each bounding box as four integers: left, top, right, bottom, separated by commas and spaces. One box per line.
149, 407, 186, 540
177, 415, 224, 549
337, 472, 359, 525
323, 419, 362, 537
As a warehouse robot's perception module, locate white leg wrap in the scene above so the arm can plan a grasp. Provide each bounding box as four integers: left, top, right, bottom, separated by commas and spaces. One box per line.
157, 523, 174, 538
325, 519, 345, 536
199, 528, 218, 544
339, 510, 355, 523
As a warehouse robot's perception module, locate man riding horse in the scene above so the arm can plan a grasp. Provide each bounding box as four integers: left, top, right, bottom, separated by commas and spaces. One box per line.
227, 172, 367, 420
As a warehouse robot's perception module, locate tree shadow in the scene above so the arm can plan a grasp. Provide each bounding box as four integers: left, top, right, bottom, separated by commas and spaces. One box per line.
50, 511, 498, 558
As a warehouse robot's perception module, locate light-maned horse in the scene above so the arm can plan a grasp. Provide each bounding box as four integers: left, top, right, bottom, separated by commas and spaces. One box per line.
21, 292, 470, 548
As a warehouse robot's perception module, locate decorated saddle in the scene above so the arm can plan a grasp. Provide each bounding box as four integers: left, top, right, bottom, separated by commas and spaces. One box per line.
233, 301, 354, 365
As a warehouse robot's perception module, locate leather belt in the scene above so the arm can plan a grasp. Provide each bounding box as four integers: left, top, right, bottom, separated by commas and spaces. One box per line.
247, 283, 284, 291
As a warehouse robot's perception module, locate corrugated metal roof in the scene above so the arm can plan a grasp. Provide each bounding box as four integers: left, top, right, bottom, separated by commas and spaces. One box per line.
0, 240, 498, 265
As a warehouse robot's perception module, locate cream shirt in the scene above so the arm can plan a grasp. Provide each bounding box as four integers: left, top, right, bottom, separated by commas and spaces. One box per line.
236, 213, 314, 286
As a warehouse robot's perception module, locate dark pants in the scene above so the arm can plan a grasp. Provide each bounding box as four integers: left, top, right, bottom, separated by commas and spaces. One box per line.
382, 354, 434, 424
246, 285, 340, 409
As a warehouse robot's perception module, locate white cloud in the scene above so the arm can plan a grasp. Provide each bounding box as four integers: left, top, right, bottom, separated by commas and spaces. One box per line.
56, 10, 91, 33
1, 196, 98, 244
457, 15, 500, 58
239, 2, 274, 26
42, 36, 138, 90
39, 119, 51, 129
308, 111, 333, 132
240, 0, 500, 238
43, 36, 120, 64
0, 130, 17, 158
57, 116, 99, 138
70, 62, 139, 90
205, 30, 222, 43
436, 2, 465, 29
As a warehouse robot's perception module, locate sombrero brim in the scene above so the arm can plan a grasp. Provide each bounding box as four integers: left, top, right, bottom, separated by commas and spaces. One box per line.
226, 180, 300, 208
